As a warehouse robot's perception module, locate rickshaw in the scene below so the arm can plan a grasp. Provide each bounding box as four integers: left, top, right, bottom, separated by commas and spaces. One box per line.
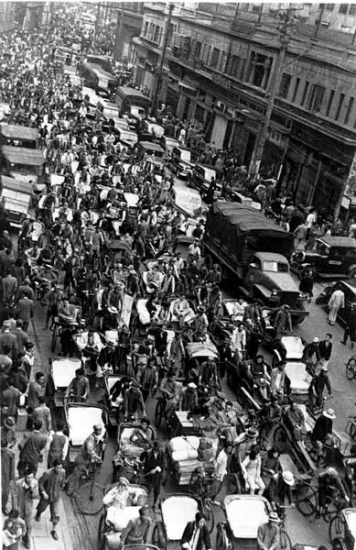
50, 356, 82, 408
97, 483, 149, 550
272, 336, 305, 367
113, 422, 154, 484
185, 341, 220, 385
65, 401, 108, 462
152, 493, 213, 549
330, 508, 356, 549
103, 375, 136, 430
216, 494, 291, 550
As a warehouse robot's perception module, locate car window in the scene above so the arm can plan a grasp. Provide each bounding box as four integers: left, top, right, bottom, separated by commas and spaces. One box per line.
263, 261, 289, 272
316, 242, 330, 256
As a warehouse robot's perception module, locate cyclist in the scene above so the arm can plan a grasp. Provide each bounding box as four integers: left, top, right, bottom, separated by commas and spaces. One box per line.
285, 399, 306, 441
317, 467, 350, 511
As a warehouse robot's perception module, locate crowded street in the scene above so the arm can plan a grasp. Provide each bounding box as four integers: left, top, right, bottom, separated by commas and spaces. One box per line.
2, 4, 356, 550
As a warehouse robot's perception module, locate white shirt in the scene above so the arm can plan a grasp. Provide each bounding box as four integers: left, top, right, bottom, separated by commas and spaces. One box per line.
214, 449, 228, 481
231, 328, 246, 352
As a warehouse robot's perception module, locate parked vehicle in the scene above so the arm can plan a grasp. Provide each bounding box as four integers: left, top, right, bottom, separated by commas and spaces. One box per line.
187, 164, 218, 197
0, 146, 46, 185
115, 86, 151, 120
170, 147, 194, 179
0, 175, 32, 229
292, 236, 356, 279
96, 99, 120, 123
315, 279, 356, 331
0, 124, 39, 149
160, 135, 179, 153
116, 129, 138, 153
203, 202, 308, 324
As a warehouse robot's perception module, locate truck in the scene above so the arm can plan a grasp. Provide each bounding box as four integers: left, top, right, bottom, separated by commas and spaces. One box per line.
203, 202, 308, 324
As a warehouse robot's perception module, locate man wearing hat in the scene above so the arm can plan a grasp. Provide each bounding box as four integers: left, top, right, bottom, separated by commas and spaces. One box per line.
308, 365, 332, 408
181, 511, 212, 550
266, 470, 294, 510
257, 511, 280, 550
121, 505, 152, 546
312, 408, 336, 463
181, 382, 199, 411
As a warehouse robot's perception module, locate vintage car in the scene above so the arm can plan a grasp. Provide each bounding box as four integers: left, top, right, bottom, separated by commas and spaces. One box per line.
187, 164, 219, 197
170, 147, 194, 179
315, 279, 356, 331
291, 236, 356, 278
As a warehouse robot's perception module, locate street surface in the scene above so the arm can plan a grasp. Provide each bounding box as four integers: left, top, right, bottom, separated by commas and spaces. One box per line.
22, 173, 352, 550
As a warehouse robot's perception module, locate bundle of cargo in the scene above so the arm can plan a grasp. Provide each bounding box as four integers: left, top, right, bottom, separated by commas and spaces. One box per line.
167, 435, 218, 485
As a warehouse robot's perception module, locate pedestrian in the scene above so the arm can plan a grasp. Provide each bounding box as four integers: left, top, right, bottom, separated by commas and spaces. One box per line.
13, 466, 39, 550
26, 371, 46, 412
299, 268, 315, 302
35, 460, 66, 541
273, 305, 292, 340
0, 320, 18, 360
17, 295, 34, 332
17, 419, 48, 478
328, 287, 345, 325
47, 420, 69, 468
2, 509, 27, 550
181, 512, 212, 550
1, 436, 16, 515
2, 376, 23, 422
231, 322, 246, 363
211, 441, 232, 505
31, 395, 52, 435
341, 320, 356, 349
140, 439, 165, 511
120, 505, 152, 546
319, 333, 333, 369
312, 408, 336, 464
11, 319, 30, 354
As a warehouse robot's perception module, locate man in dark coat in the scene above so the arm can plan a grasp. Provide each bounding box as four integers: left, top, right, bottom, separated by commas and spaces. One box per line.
140, 440, 165, 511
312, 408, 336, 463
181, 512, 212, 550
319, 333, 333, 369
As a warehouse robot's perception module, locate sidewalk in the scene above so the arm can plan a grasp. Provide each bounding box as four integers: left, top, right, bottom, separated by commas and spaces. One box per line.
3, 316, 74, 550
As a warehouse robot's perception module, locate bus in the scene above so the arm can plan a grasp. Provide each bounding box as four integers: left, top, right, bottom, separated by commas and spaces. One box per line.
115, 87, 151, 120
80, 62, 118, 94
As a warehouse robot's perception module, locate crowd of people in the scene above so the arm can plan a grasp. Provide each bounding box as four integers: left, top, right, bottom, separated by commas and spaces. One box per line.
0, 7, 355, 550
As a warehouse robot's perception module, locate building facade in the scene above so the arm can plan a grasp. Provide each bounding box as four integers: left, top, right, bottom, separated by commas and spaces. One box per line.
131, 2, 356, 217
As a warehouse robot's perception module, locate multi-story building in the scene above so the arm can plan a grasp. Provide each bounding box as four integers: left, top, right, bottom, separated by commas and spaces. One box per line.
132, 2, 356, 217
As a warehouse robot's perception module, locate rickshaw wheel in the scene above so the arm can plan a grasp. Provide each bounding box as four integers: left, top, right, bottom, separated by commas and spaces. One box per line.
75, 481, 104, 515
97, 513, 107, 550
273, 425, 289, 453
51, 324, 58, 353
280, 529, 292, 550
204, 500, 215, 533
295, 486, 317, 517
154, 399, 164, 428
151, 522, 166, 550
216, 525, 228, 550
346, 358, 356, 381
329, 514, 347, 543
333, 538, 347, 550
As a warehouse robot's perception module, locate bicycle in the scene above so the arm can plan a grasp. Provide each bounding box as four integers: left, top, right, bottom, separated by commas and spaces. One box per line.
189, 468, 216, 533
74, 460, 105, 516
274, 504, 293, 550
295, 481, 347, 527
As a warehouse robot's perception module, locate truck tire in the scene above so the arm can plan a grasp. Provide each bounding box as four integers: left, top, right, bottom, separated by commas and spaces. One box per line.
292, 302, 306, 325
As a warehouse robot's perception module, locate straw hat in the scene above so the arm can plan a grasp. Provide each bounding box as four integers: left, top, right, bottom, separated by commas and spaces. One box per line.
323, 408, 336, 419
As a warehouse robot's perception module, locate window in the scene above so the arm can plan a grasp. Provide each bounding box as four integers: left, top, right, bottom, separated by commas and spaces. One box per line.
219, 52, 227, 72
301, 81, 310, 106
251, 3, 262, 13
248, 51, 272, 89
308, 84, 325, 112
349, 4, 356, 14
194, 41, 202, 59
153, 25, 160, 43
335, 93, 345, 120
210, 47, 220, 69
326, 89, 335, 116
292, 78, 300, 102
345, 97, 354, 124
326, 3, 335, 10
339, 3, 348, 13
226, 54, 240, 77
143, 22, 149, 36
278, 73, 292, 99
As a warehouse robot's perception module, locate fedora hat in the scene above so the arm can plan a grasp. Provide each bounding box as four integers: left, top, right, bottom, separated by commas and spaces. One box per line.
323, 408, 336, 419
282, 471, 295, 486
247, 427, 259, 439
268, 512, 280, 523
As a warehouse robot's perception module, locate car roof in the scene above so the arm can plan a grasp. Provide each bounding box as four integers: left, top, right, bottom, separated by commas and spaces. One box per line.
338, 279, 356, 293
318, 236, 356, 248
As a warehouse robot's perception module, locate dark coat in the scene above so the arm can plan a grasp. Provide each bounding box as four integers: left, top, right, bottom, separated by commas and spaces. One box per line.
181, 521, 211, 550
319, 340, 333, 361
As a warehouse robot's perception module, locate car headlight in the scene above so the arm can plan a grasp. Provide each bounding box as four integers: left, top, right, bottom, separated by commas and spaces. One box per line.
272, 289, 278, 296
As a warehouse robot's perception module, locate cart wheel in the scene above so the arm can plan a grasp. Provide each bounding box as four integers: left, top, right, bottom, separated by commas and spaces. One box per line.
152, 522, 166, 550
295, 486, 317, 517
273, 425, 289, 453
329, 514, 347, 543
226, 473, 242, 495
97, 513, 107, 550
75, 480, 104, 515
280, 529, 292, 550
51, 324, 58, 353
155, 399, 164, 428
333, 538, 347, 550
216, 524, 230, 550
346, 357, 356, 380
204, 501, 215, 533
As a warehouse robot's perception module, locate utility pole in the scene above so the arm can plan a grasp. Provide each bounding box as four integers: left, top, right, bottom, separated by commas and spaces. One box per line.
248, 8, 295, 176
152, 3, 174, 116
93, 2, 101, 50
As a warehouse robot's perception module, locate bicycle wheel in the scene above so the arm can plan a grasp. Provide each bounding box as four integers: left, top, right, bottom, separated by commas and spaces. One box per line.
296, 486, 317, 517
155, 399, 164, 428
97, 513, 107, 550
151, 522, 166, 550
273, 425, 289, 453
75, 480, 104, 515
346, 357, 356, 380
280, 529, 292, 550
329, 514, 347, 543
204, 500, 215, 534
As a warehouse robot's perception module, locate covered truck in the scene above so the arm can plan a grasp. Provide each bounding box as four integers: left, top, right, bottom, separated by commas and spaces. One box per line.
203, 202, 308, 324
